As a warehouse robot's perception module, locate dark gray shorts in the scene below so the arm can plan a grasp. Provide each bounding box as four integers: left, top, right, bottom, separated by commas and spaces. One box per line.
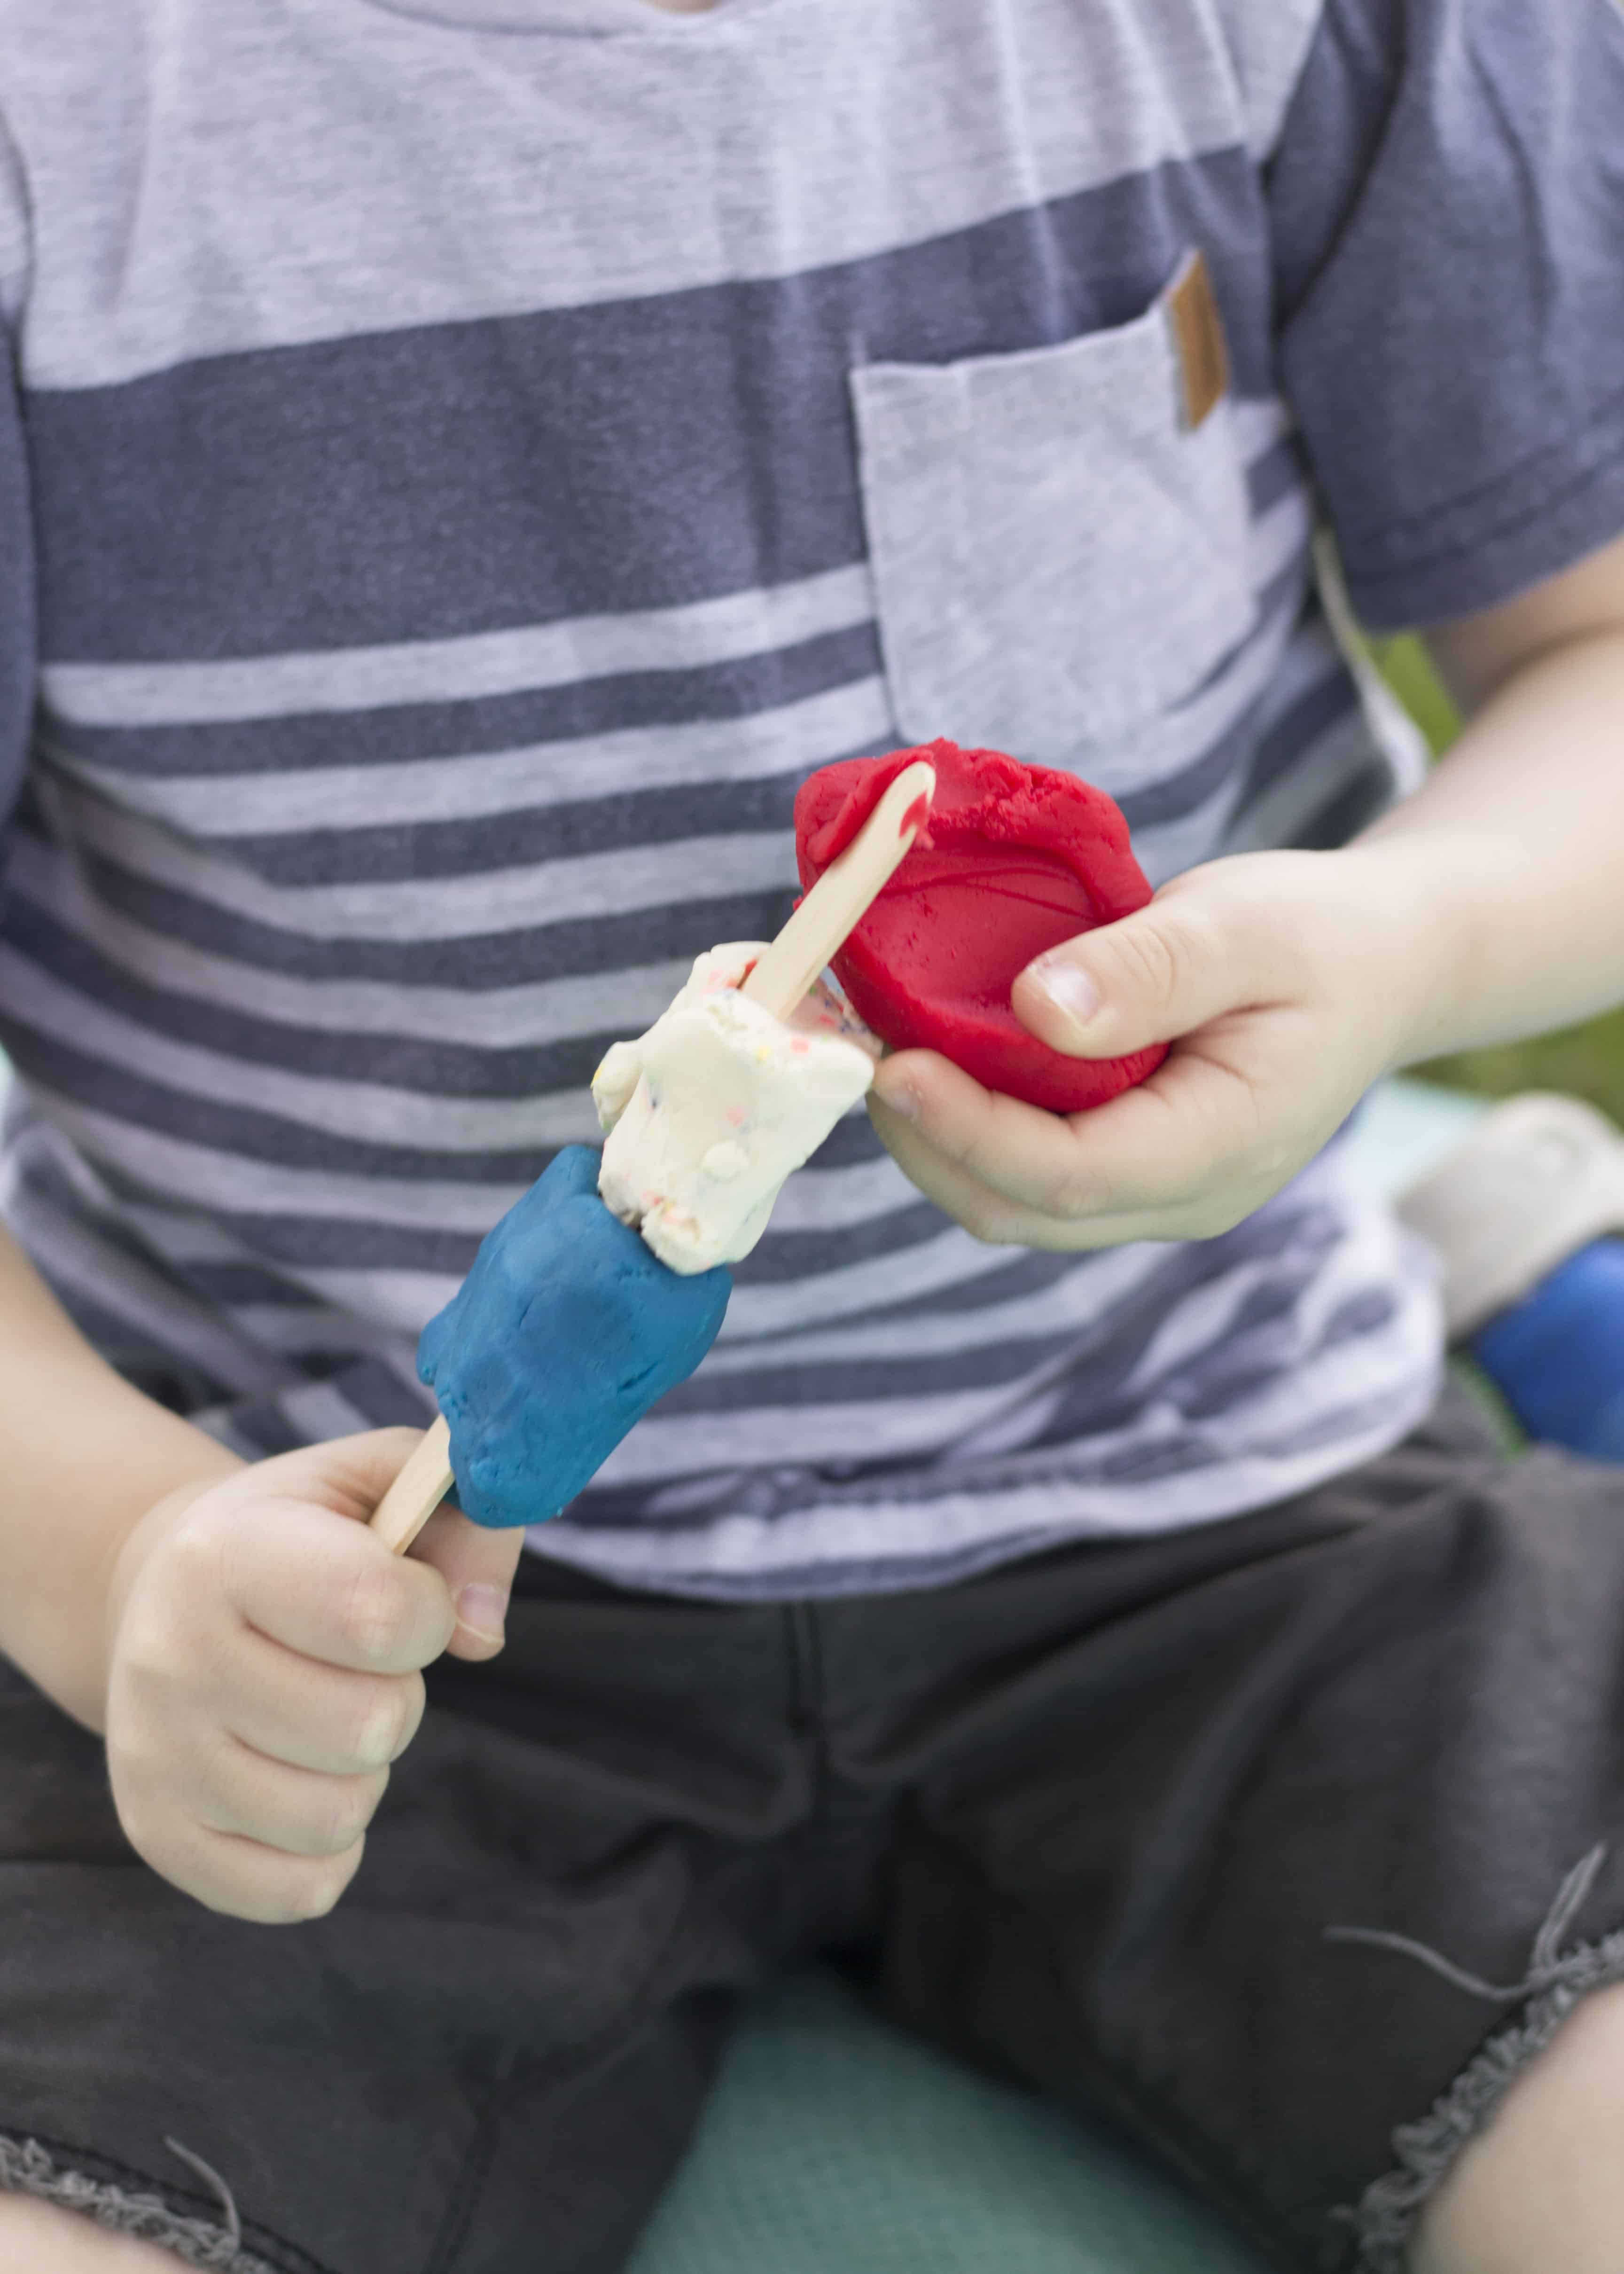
3, 1381, 1624, 2274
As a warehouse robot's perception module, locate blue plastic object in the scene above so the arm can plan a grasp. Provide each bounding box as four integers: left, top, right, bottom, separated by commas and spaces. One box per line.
1471, 1238, 1624, 1463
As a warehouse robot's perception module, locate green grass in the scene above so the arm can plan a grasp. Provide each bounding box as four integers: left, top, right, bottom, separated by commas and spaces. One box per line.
1370, 636, 1624, 1125
1372, 633, 1462, 760
1419, 1009, 1624, 1127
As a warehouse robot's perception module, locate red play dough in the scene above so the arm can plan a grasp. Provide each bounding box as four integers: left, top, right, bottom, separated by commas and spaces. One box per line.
794, 739, 1168, 1114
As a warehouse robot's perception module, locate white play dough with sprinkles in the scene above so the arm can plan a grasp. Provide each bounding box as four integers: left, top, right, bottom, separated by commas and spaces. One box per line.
593, 943, 880, 1274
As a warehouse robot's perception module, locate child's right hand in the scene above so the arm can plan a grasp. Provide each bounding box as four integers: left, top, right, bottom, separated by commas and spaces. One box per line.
101, 1430, 523, 1924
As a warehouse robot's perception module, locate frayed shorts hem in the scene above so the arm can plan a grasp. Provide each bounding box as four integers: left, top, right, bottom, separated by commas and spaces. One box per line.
0, 2131, 280, 2273
1336, 1851, 1624, 2270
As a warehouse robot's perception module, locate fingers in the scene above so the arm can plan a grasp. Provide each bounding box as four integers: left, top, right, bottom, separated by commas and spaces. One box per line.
870, 1046, 1184, 1221
871, 1035, 1301, 1242
863, 1113, 1080, 1246
210, 1431, 521, 1685
208, 1495, 457, 1674
138, 1816, 368, 1927
869, 1092, 1200, 1248
212, 1622, 425, 1773
408, 1503, 527, 1662
104, 1441, 466, 1926
107, 1642, 391, 1919
246, 1427, 429, 1526
1010, 857, 1289, 1060
867, 850, 1395, 1252
871, 1050, 1082, 1214
191, 1735, 390, 1858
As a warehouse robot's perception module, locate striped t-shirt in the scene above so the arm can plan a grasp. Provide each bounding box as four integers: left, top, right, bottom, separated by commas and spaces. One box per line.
1, 0, 1621, 1597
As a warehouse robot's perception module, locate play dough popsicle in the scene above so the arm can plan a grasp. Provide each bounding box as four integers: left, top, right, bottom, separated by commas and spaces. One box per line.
369, 759, 936, 1553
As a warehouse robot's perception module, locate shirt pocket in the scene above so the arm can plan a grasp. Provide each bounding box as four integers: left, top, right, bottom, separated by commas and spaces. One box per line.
849, 253, 1254, 762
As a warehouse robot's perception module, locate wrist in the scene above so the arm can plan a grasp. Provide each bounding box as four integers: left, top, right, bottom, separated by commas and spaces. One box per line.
1330, 833, 1483, 1073
0, 1226, 247, 1728
20, 1443, 242, 1738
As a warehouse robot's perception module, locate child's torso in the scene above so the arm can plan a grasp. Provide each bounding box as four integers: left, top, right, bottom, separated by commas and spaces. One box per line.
0, 0, 1442, 1595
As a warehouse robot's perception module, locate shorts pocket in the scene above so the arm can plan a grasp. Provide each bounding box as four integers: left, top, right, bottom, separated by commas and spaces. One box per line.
850, 252, 1254, 762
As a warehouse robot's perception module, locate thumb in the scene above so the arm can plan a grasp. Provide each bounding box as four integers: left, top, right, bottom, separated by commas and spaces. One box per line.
256, 1426, 431, 1523
230, 1426, 525, 1660
406, 1502, 527, 1662
1012, 887, 1246, 1059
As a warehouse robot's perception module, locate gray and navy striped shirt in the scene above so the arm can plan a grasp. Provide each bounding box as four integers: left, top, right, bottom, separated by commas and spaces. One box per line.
1, 0, 1621, 1595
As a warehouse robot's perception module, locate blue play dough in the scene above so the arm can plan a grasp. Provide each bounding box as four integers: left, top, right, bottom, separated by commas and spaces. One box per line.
418, 1146, 732, 1528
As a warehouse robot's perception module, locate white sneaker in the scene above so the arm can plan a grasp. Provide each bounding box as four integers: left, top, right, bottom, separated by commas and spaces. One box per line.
1395, 1092, 1624, 1340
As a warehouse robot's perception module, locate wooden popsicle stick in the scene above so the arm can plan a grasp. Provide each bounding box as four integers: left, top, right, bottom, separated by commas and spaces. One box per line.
368, 760, 935, 1556
370, 1413, 454, 1556
740, 758, 935, 1021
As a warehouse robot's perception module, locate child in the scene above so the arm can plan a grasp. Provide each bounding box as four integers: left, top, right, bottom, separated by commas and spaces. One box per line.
0, 0, 1621, 2268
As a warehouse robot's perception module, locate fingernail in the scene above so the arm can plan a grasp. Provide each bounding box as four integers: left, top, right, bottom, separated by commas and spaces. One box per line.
1029, 957, 1100, 1036
455, 1583, 508, 1646
881, 1081, 920, 1122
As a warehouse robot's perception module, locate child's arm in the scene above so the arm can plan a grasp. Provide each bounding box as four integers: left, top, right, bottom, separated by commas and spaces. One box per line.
0, 1223, 523, 1916
0, 1221, 243, 1725
866, 532, 1624, 1250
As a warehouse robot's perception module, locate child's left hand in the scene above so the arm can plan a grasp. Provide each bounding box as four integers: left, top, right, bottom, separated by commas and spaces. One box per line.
867, 846, 1438, 1249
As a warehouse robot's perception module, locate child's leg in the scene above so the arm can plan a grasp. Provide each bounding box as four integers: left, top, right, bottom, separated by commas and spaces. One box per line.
0, 1558, 821, 2274
826, 1380, 1624, 2274
0, 2194, 177, 2268
1411, 1976, 1624, 2272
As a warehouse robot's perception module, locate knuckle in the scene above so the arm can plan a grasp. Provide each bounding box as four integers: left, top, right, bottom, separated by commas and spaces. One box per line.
227, 1889, 304, 1927
1109, 917, 1186, 1010
163, 1505, 232, 1597
187, 1852, 284, 1923
925, 1120, 976, 1176
284, 1847, 364, 1924
281, 1882, 337, 1925
960, 1200, 1018, 1246
1059, 1153, 1133, 1217
336, 1564, 414, 1665
1125, 902, 1231, 1019
241, 1841, 365, 1925
190, 1868, 271, 1922
345, 1686, 410, 1770
1042, 1171, 1095, 1223
114, 1609, 180, 1702
305, 1772, 385, 1858
243, 1867, 344, 1927
391, 1673, 427, 1760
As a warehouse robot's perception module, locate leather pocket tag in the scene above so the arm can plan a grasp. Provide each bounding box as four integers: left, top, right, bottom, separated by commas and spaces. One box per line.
1167, 250, 1230, 431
